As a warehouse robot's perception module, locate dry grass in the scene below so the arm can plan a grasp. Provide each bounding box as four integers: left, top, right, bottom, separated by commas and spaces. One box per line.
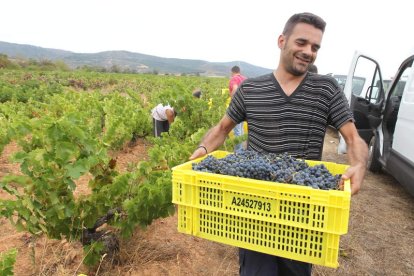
1, 133, 414, 275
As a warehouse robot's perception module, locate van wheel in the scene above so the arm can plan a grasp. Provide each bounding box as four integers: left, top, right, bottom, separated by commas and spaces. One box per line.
367, 135, 381, 172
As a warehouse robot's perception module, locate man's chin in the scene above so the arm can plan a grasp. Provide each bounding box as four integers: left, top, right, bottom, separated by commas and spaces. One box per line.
291, 68, 307, 76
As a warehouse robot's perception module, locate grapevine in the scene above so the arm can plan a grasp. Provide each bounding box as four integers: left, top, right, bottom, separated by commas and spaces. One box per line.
0, 69, 231, 267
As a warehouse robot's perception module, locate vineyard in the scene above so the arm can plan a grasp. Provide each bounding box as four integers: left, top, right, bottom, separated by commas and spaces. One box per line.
0, 69, 239, 274
1, 69, 413, 275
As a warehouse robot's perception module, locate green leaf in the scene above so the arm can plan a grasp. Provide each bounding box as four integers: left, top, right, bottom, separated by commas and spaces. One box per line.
55, 141, 78, 162
22, 198, 35, 212
11, 151, 28, 163
0, 248, 18, 276
83, 241, 104, 266
30, 215, 39, 224
47, 123, 61, 140
65, 162, 89, 179
49, 193, 60, 205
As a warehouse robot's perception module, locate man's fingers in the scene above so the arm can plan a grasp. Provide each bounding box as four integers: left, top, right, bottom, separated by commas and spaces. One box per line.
189, 148, 207, 160
338, 178, 345, 190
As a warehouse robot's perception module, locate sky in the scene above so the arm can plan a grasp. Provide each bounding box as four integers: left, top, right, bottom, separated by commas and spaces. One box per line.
1, 0, 413, 78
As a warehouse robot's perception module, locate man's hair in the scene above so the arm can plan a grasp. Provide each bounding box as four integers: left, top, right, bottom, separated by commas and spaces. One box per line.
192, 90, 202, 98
231, 66, 241, 73
282, 12, 326, 37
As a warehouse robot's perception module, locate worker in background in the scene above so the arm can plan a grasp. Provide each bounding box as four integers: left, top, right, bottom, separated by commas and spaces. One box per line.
151, 103, 176, 137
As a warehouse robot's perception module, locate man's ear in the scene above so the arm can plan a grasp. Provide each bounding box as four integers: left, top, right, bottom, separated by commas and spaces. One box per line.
277, 34, 285, 49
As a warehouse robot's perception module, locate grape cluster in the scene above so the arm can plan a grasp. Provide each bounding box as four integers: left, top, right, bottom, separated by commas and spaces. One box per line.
192, 150, 341, 190
292, 164, 341, 190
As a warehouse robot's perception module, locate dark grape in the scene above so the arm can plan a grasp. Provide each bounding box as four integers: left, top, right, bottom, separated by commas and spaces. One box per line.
192, 150, 341, 190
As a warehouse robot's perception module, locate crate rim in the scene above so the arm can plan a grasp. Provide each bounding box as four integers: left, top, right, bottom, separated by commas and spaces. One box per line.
172, 150, 351, 194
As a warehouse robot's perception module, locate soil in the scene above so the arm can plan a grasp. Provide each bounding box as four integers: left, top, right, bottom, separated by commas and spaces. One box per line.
1, 129, 413, 276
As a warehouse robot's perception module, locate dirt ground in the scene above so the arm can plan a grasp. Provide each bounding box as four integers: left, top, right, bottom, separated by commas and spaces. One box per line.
1, 129, 413, 276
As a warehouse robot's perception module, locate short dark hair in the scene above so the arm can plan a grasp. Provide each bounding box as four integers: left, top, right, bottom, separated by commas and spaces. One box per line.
283, 12, 326, 37
231, 66, 241, 73
192, 90, 202, 98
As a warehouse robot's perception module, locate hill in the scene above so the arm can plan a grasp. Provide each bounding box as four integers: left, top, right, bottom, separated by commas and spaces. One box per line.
0, 41, 272, 77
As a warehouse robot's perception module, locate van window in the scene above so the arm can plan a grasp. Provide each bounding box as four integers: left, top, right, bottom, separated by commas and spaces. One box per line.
393, 81, 407, 97
352, 76, 366, 97
332, 74, 366, 94
385, 65, 412, 137
384, 77, 407, 98
383, 80, 392, 92
332, 74, 347, 90
401, 66, 414, 103
353, 57, 381, 103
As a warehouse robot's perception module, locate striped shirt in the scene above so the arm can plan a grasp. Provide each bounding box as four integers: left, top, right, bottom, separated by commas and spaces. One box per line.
226, 72, 353, 160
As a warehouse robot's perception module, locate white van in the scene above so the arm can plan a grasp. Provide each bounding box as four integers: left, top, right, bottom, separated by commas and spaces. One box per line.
339, 51, 414, 196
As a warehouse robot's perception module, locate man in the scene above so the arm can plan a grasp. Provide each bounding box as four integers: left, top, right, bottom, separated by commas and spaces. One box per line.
229, 66, 247, 98
190, 12, 368, 275
229, 65, 247, 151
151, 103, 176, 137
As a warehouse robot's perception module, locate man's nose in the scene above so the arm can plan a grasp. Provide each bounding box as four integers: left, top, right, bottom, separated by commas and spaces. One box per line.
302, 44, 313, 57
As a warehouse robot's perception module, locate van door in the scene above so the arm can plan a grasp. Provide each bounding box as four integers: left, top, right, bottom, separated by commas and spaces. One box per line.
384, 56, 414, 196
390, 56, 414, 158
342, 52, 386, 144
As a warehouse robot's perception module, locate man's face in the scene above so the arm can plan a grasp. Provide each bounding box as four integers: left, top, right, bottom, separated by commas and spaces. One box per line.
279, 23, 323, 76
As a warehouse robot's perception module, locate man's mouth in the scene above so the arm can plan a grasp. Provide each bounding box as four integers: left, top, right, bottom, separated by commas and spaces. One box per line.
295, 55, 311, 64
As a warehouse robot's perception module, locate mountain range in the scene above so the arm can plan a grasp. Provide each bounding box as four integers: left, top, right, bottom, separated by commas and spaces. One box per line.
0, 41, 272, 77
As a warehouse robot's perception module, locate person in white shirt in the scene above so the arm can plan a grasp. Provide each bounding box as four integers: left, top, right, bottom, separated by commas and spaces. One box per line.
151, 104, 176, 137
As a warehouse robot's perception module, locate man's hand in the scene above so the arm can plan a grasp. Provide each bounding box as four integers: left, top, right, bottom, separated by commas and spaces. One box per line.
338, 121, 368, 195
340, 164, 366, 195
189, 147, 208, 160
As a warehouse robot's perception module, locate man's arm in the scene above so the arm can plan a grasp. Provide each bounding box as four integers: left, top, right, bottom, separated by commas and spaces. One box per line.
189, 115, 236, 160
338, 121, 368, 195
230, 84, 239, 97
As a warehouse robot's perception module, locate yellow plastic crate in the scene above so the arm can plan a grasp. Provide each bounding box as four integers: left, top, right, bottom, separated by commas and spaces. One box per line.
172, 151, 351, 268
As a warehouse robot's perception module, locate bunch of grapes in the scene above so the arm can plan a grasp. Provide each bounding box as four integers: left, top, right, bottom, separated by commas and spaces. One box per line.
192, 150, 341, 190
292, 164, 341, 190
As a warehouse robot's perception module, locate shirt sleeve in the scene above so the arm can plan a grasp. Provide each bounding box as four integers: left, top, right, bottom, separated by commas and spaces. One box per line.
226, 85, 246, 124
328, 87, 355, 129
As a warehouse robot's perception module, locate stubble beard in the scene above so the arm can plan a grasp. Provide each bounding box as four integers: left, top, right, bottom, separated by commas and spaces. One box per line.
283, 47, 309, 77
287, 60, 307, 77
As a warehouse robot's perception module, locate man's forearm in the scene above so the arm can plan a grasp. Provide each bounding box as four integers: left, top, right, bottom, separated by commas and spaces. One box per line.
338, 122, 369, 194
190, 115, 235, 160
199, 125, 228, 153
347, 136, 368, 168
344, 135, 368, 194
